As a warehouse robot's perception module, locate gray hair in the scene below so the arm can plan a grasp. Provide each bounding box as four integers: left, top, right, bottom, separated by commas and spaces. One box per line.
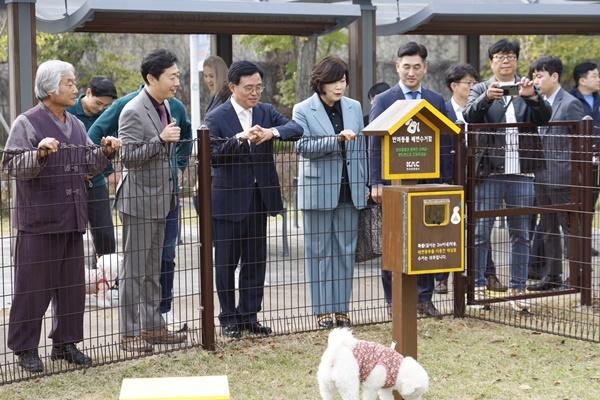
34, 60, 75, 100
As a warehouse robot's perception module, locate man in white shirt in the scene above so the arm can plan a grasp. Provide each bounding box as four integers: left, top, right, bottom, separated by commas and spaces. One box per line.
528, 56, 585, 291
464, 39, 551, 310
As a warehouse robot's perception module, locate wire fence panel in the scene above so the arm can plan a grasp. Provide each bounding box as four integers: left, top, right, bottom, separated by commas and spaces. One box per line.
1, 121, 599, 384
463, 120, 600, 342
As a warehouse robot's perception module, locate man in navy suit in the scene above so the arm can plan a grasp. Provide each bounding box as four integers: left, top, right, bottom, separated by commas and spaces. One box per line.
571, 61, 600, 257
205, 61, 303, 338
369, 42, 449, 319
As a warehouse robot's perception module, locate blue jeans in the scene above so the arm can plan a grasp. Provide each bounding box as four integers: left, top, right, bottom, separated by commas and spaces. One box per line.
475, 175, 534, 291
160, 198, 180, 313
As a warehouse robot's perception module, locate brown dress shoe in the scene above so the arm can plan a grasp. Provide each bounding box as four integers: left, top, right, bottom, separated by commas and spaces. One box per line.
120, 336, 153, 353
486, 275, 508, 292
141, 327, 187, 345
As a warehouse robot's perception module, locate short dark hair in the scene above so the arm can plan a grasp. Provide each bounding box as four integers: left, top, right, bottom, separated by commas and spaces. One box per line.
367, 82, 391, 100
397, 42, 428, 60
573, 61, 598, 86
88, 76, 117, 99
141, 49, 178, 84
310, 56, 349, 94
531, 56, 563, 81
488, 38, 520, 60
228, 61, 264, 85
445, 64, 480, 90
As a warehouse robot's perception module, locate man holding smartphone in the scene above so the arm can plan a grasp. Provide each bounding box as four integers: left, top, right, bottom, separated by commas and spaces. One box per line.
464, 38, 551, 311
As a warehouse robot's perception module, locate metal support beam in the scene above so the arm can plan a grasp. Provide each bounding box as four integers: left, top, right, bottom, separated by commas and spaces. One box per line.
467, 35, 480, 74
213, 34, 233, 67
348, 0, 375, 115
7, 0, 36, 123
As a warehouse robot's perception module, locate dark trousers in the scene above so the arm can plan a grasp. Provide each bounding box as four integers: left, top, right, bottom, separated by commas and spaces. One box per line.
160, 199, 180, 313
87, 184, 116, 256
8, 232, 85, 352
529, 186, 570, 279
213, 188, 267, 326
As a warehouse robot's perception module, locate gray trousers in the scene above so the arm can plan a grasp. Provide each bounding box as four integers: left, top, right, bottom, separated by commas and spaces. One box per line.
303, 202, 359, 315
119, 213, 166, 336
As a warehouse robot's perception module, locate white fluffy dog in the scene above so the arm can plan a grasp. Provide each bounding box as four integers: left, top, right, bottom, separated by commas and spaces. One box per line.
317, 328, 429, 400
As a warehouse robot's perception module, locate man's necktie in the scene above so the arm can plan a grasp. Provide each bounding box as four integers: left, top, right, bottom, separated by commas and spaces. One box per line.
241, 109, 252, 131
158, 103, 169, 128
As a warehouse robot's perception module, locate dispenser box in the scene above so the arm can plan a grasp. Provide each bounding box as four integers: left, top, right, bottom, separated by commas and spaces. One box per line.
382, 184, 464, 275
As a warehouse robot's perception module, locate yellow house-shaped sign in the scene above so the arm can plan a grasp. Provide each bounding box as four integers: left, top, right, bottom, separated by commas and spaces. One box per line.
363, 99, 461, 180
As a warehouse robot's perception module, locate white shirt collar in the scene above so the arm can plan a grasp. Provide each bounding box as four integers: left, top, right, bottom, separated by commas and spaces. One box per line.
545, 86, 561, 107
230, 97, 252, 117
450, 97, 466, 123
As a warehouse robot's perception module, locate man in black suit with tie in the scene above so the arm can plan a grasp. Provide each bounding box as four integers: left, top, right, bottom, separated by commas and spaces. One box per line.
206, 61, 303, 338
528, 56, 585, 291
369, 42, 449, 319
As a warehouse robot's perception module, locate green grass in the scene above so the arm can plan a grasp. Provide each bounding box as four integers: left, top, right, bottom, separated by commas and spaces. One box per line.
2, 319, 599, 399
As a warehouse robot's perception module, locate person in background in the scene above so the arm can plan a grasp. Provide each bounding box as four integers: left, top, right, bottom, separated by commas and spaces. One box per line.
369, 42, 448, 319
437, 64, 506, 295
365, 82, 391, 125
4, 60, 120, 372
293, 56, 369, 329
570, 61, 600, 258
206, 61, 303, 338
67, 76, 118, 261
528, 56, 585, 291
87, 84, 192, 333
115, 49, 190, 352
464, 38, 551, 312
203, 55, 231, 114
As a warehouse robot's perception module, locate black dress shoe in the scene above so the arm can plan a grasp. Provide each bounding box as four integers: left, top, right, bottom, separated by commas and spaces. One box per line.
417, 301, 442, 320
51, 343, 92, 366
486, 275, 508, 292
317, 314, 334, 329
222, 324, 242, 339
335, 313, 352, 328
527, 275, 562, 291
244, 321, 272, 335
16, 349, 44, 373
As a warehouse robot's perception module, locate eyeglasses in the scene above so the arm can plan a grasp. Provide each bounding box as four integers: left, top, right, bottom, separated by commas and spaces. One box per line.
240, 85, 265, 94
458, 80, 478, 86
492, 54, 517, 62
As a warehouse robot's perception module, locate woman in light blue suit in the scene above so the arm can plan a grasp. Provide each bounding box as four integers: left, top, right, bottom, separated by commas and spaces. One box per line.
293, 56, 369, 328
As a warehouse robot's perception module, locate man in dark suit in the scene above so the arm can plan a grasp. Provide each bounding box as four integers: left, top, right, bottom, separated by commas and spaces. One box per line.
527, 56, 586, 291
570, 61, 600, 257
369, 42, 448, 319
464, 38, 551, 311
206, 61, 303, 338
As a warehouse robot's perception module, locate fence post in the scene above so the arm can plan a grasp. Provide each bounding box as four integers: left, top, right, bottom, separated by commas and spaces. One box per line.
579, 117, 594, 306
453, 123, 466, 318
198, 127, 216, 350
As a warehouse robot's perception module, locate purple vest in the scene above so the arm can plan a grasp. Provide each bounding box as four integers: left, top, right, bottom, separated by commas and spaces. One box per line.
13, 107, 89, 234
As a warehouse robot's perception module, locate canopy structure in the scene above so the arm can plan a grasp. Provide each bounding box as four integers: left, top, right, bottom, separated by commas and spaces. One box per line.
34, 0, 361, 35
373, 0, 600, 36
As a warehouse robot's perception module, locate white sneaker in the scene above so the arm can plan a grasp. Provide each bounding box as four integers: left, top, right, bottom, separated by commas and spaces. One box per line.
508, 289, 530, 312
162, 310, 188, 332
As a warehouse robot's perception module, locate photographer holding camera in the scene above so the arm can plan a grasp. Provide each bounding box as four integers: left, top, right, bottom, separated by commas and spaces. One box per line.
464, 38, 551, 311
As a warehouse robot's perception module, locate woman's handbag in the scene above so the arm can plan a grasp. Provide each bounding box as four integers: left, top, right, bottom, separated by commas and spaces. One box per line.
355, 200, 382, 263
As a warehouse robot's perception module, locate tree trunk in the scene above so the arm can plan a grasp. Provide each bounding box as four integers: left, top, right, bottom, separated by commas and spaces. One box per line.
295, 36, 317, 103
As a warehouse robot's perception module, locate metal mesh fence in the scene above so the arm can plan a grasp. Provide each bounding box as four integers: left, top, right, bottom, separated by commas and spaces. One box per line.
0, 121, 598, 384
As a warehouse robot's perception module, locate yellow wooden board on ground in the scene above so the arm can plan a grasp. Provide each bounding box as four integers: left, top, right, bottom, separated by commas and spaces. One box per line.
119, 376, 230, 400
